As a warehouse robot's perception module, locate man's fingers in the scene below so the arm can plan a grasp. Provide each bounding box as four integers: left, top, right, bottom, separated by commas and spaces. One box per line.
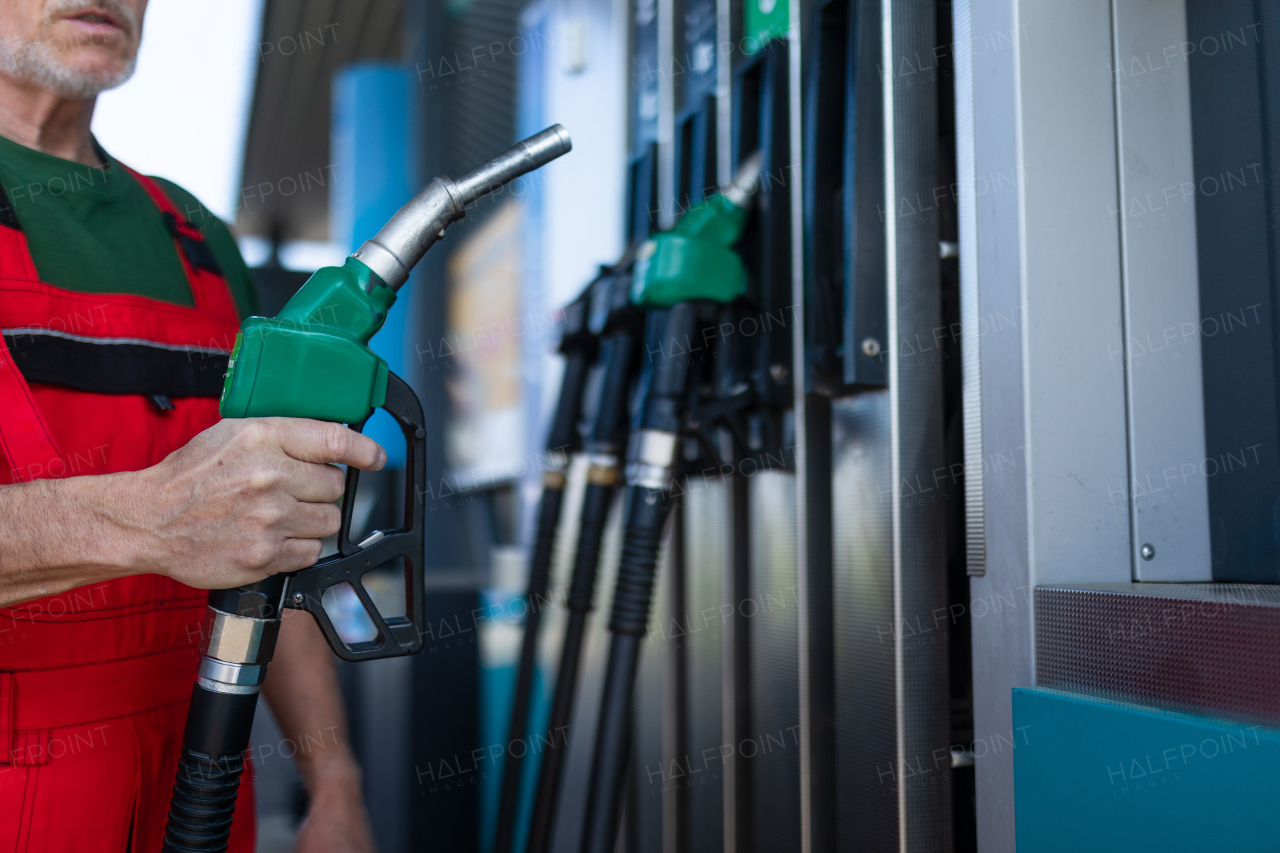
276, 458, 346, 504
274, 537, 326, 573
269, 419, 387, 471
281, 501, 342, 541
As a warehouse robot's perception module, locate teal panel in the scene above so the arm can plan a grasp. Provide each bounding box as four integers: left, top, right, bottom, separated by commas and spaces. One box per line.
1013, 687, 1280, 853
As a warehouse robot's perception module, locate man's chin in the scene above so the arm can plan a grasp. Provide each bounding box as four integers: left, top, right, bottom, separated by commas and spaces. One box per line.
55, 56, 135, 88
0, 40, 137, 99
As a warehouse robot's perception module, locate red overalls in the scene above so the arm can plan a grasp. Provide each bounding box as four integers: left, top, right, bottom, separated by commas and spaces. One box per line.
0, 167, 256, 851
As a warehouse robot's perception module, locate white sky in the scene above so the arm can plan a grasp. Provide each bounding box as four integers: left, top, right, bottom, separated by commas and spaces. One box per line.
92, 0, 264, 222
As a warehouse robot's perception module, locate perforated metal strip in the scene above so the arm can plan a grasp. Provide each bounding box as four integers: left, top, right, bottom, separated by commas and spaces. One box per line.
953, 0, 985, 577
1035, 584, 1280, 727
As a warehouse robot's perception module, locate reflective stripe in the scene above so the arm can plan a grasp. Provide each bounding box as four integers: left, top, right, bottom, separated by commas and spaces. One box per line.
0, 327, 231, 355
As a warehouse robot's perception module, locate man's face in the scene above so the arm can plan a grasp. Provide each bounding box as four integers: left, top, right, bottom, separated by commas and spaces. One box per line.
0, 0, 148, 100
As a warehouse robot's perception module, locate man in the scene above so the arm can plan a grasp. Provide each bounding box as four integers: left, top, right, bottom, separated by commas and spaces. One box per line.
0, 1, 380, 850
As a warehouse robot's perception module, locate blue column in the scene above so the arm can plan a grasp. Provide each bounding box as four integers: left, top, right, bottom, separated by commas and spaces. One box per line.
332, 63, 413, 466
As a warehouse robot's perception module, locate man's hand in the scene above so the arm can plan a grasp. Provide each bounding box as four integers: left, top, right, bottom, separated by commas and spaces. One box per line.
0, 417, 383, 610
132, 418, 385, 589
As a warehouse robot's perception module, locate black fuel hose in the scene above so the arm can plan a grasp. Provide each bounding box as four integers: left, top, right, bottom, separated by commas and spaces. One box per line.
578, 303, 698, 853
526, 326, 641, 853
492, 288, 598, 853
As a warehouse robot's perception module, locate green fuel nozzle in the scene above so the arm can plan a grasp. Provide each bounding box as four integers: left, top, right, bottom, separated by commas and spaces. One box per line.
630, 151, 764, 309
219, 124, 573, 423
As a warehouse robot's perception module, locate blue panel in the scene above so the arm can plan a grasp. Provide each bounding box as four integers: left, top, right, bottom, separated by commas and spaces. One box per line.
332, 63, 413, 465
1014, 687, 1280, 852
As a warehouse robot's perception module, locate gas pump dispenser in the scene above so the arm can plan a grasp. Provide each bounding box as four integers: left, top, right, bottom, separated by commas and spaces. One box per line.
578, 156, 764, 853
159, 127, 572, 852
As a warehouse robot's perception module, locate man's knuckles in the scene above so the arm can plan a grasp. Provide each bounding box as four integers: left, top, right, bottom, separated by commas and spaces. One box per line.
244, 463, 282, 493
240, 538, 279, 572
320, 468, 346, 502
321, 422, 353, 464
234, 419, 273, 451
299, 539, 324, 568
245, 494, 290, 529
319, 503, 342, 537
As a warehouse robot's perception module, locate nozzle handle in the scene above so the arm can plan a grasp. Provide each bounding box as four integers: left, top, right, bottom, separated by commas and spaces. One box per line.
352, 124, 573, 290
284, 371, 427, 661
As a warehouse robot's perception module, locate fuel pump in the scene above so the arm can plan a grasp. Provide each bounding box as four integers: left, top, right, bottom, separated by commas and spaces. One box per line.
523, 264, 646, 853
491, 276, 600, 853
159, 126, 572, 853
577, 157, 763, 853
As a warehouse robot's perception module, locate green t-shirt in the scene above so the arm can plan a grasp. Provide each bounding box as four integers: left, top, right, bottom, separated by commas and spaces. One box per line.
0, 134, 256, 319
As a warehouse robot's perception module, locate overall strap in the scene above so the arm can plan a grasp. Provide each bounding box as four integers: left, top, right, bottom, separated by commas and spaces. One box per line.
0, 186, 64, 480
0, 183, 40, 282
117, 164, 241, 327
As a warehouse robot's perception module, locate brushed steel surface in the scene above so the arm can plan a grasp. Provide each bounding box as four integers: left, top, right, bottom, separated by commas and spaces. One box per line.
881, 0, 953, 846
788, 0, 830, 848
831, 392, 897, 850
724, 473, 751, 853
1110, 0, 1212, 581
958, 0, 1030, 838
1035, 584, 1280, 727
747, 471, 803, 853
1013, 0, 1132, 589
681, 479, 730, 853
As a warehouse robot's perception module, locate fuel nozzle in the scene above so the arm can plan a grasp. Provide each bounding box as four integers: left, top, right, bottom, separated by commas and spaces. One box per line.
353, 124, 573, 290
630, 152, 765, 309
220, 125, 572, 423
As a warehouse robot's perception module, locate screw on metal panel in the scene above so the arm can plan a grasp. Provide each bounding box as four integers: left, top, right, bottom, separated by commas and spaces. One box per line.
861, 337, 881, 358
1140, 543, 1155, 561
770, 364, 789, 382
291, 592, 305, 606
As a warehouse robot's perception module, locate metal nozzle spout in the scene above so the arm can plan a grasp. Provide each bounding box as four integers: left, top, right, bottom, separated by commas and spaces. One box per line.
721, 151, 765, 210
452, 124, 572, 206
352, 124, 573, 290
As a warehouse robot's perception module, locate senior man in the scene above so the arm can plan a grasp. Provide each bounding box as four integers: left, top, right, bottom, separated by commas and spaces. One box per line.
0, 1, 380, 850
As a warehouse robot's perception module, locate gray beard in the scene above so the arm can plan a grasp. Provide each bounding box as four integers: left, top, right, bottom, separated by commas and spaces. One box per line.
0, 34, 137, 99
0, 0, 141, 100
